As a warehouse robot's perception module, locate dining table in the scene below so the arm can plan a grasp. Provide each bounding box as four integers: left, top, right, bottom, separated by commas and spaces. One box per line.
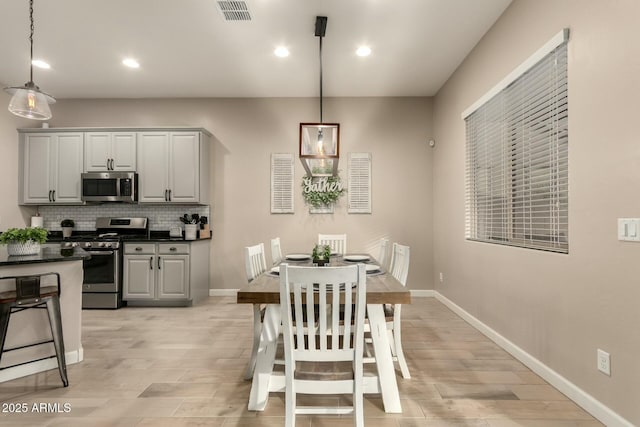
236, 253, 411, 413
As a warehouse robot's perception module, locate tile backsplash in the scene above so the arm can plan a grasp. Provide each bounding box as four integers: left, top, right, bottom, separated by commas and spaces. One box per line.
37, 205, 210, 231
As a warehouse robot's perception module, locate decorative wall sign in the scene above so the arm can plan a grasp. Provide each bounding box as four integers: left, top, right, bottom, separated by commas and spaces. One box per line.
301, 175, 345, 213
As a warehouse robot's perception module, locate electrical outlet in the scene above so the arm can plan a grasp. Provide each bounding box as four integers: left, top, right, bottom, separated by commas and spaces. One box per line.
597, 349, 611, 376
439, 272, 444, 283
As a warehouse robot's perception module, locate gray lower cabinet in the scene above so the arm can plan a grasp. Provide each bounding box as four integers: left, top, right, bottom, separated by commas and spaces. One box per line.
123, 241, 209, 306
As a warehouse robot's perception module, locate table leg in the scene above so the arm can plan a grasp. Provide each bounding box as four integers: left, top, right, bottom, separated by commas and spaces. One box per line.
247, 304, 281, 411
367, 303, 402, 413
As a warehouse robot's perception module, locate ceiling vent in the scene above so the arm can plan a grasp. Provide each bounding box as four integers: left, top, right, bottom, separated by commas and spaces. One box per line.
216, 1, 252, 21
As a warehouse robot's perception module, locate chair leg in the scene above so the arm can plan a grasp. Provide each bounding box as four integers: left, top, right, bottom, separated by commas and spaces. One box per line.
243, 304, 262, 380
285, 384, 296, 427
392, 311, 410, 379
45, 297, 69, 387
0, 304, 11, 364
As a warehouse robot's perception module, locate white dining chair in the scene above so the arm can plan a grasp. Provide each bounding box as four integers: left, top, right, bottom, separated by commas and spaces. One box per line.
318, 233, 347, 255
270, 237, 283, 266
385, 242, 411, 378
279, 263, 367, 427
243, 243, 268, 380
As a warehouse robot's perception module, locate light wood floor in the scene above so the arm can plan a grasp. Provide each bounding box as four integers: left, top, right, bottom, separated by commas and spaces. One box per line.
0, 297, 603, 426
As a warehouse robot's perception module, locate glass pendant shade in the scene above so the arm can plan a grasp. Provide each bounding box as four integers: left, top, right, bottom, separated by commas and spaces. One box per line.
6, 83, 54, 120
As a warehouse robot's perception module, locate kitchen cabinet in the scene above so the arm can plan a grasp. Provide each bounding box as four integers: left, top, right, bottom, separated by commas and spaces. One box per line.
85, 132, 136, 171
19, 132, 84, 204
123, 241, 208, 306
137, 131, 210, 204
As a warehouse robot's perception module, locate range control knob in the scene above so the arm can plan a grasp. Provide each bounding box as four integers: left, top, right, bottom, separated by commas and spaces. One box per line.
98, 242, 106, 247
85, 242, 92, 248
105, 242, 113, 248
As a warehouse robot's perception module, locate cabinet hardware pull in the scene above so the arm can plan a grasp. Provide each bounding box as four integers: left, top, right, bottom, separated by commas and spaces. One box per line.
52, 190, 56, 202
48, 190, 52, 202
135, 247, 143, 251
158, 256, 161, 269
170, 247, 177, 251
149, 257, 153, 269
110, 158, 114, 170
164, 189, 168, 201
169, 189, 172, 201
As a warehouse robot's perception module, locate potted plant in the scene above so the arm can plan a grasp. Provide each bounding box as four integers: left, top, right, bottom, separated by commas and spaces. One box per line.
0, 227, 48, 256
61, 219, 75, 239
312, 244, 332, 266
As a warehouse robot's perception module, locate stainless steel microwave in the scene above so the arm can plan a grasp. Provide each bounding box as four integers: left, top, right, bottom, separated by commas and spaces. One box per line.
81, 172, 138, 203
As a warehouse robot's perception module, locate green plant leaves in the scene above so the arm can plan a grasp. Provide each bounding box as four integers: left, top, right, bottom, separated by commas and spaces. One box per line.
0, 227, 48, 244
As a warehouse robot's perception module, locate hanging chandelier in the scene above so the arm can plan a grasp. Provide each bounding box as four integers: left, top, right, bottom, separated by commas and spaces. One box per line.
299, 16, 340, 177
4, 0, 56, 120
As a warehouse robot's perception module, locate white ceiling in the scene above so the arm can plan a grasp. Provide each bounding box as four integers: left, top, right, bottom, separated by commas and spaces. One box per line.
0, 0, 511, 99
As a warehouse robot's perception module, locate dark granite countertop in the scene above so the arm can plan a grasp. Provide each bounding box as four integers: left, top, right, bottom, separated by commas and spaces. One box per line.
0, 244, 90, 266
46, 230, 211, 242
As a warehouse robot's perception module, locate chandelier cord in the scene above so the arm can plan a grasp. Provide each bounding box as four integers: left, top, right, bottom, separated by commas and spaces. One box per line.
29, 0, 34, 83
319, 33, 323, 124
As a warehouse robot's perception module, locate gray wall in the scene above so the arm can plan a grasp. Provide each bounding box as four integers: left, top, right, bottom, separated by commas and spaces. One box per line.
433, 0, 640, 423
0, 96, 434, 293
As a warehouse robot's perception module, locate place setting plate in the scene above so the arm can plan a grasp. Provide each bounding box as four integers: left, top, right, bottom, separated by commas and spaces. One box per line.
343, 254, 370, 262
267, 266, 280, 276
285, 254, 311, 261
365, 264, 383, 275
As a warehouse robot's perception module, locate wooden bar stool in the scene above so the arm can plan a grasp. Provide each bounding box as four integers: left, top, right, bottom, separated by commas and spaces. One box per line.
0, 272, 69, 387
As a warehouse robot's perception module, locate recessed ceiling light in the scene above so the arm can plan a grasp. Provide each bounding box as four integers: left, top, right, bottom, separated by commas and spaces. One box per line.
31, 59, 50, 69
274, 46, 289, 58
122, 58, 140, 68
356, 46, 371, 57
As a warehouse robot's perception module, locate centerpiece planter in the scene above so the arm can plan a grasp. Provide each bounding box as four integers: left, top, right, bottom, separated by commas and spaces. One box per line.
312, 244, 331, 267
0, 227, 48, 256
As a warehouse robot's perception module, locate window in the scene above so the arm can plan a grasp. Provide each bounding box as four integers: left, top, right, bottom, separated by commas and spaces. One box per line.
464, 30, 569, 253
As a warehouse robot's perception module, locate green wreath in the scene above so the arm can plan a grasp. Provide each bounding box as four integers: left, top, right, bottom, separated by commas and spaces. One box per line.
301, 175, 346, 208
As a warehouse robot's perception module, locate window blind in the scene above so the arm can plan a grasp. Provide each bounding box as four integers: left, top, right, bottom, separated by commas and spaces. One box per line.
271, 153, 294, 213
465, 31, 568, 253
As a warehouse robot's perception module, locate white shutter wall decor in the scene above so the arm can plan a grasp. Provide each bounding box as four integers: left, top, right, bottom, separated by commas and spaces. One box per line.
464, 29, 569, 253
271, 153, 294, 213
348, 152, 372, 214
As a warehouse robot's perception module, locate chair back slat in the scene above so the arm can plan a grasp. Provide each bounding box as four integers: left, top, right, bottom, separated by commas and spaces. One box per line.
245, 243, 267, 282
318, 233, 347, 255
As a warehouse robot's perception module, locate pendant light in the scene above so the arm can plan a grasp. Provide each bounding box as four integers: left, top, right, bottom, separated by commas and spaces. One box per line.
299, 16, 340, 177
4, 0, 55, 120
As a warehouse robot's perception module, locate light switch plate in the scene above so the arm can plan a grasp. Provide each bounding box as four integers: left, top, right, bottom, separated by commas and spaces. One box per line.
618, 218, 640, 241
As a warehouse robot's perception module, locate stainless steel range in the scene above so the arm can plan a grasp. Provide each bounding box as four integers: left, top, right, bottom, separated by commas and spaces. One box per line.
76, 217, 148, 309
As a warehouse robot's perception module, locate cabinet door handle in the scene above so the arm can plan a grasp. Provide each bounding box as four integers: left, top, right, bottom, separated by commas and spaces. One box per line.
170, 247, 177, 252
52, 190, 56, 202
48, 190, 52, 202
135, 247, 143, 251
158, 256, 161, 269
168, 189, 172, 201
110, 158, 114, 170
164, 189, 168, 202
149, 256, 153, 269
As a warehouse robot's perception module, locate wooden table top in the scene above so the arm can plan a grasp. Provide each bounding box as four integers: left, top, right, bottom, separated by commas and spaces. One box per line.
236, 255, 411, 305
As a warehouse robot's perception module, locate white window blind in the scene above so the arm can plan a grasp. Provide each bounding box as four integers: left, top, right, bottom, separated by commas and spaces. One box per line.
464, 30, 569, 253
271, 153, 294, 213
348, 153, 372, 214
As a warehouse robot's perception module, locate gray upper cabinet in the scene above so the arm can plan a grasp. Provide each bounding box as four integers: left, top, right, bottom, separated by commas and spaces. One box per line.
85, 132, 137, 172
20, 132, 84, 204
137, 131, 210, 204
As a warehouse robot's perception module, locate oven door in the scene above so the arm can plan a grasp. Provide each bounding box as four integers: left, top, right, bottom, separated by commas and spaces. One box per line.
83, 250, 119, 292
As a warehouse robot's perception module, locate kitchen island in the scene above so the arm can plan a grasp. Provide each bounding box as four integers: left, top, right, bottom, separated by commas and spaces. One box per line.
0, 244, 89, 383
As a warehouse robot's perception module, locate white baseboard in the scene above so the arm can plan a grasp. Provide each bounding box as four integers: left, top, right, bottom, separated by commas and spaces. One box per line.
433, 292, 633, 427
209, 289, 238, 297
0, 348, 84, 383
